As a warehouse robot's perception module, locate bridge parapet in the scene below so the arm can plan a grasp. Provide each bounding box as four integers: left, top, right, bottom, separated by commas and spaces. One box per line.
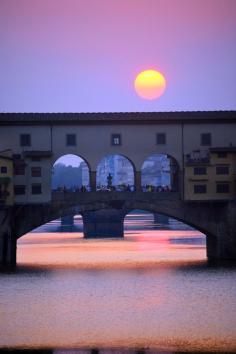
51, 191, 181, 208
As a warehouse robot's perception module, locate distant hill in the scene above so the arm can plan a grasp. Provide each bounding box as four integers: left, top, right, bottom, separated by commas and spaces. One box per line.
52, 163, 83, 189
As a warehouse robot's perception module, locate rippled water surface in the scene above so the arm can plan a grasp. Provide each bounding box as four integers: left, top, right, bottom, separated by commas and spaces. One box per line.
0, 213, 236, 352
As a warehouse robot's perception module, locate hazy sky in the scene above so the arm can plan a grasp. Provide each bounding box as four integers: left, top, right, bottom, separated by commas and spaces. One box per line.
1, 0, 236, 112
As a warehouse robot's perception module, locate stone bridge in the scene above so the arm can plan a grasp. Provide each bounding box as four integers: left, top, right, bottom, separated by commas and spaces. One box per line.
0, 191, 236, 266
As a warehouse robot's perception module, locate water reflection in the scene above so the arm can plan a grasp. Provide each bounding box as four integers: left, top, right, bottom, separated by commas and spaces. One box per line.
0, 350, 220, 354
1, 214, 236, 352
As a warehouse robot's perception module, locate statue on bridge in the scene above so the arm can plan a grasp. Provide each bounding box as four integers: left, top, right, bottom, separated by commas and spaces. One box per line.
107, 173, 113, 189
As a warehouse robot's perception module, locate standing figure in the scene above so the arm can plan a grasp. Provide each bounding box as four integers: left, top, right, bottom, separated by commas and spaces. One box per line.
107, 173, 113, 189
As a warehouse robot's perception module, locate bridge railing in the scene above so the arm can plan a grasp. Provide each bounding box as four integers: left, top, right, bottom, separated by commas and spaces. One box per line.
51, 190, 181, 204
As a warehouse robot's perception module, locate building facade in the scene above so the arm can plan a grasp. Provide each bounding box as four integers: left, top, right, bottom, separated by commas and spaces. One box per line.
0, 111, 235, 203
0, 150, 14, 206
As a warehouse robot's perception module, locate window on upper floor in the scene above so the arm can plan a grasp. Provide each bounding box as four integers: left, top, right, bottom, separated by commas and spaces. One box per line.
216, 183, 229, 193
20, 134, 31, 147
194, 184, 207, 194
0, 166, 7, 174
216, 165, 229, 175
217, 152, 227, 158
14, 164, 25, 175
31, 156, 41, 162
31, 167, 41, 177
13, 154, 21, 159
156, 133, 166, 145
14, 185, 26, 195
32, 183, 42, 194
193, 167, 207, 175
111, 134, 121, 146
66, 134, 76, 146
201, 133, 211, 146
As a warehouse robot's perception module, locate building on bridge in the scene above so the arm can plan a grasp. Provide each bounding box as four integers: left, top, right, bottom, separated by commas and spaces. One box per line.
0, 150, 14, 206
185, 147, 236, 200
0, 111, 235, 204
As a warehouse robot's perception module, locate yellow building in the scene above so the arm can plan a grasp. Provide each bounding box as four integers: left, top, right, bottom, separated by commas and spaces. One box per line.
0, 150, 14, 206
184, 147, 236, 200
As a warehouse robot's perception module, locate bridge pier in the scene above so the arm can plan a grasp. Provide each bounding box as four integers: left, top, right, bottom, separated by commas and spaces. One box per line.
0, 208, 17, 267
82, 208, 124, 238
206, 203, 236, 262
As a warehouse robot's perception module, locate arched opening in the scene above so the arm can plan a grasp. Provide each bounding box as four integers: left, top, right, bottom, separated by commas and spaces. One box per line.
17, 213, 84, 266
124, 209, 206, 261
52, 154, 90, 192
141, 154, 179, 192
96, 154, 135, 191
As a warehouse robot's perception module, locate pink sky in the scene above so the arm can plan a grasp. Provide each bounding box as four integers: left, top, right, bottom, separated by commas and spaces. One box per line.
1, 0, 236, 112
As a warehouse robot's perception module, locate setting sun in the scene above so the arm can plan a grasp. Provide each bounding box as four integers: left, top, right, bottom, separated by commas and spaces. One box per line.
134, 69, 166, 100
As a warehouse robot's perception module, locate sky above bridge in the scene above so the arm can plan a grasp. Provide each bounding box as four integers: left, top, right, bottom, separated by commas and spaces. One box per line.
1, 0, 236, 113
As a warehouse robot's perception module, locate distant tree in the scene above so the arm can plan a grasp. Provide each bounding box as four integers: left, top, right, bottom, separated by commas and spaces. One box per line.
52, 163, 83, 189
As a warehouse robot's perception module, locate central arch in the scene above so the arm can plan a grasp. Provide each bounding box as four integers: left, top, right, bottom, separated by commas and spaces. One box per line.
96, 154, 135, 191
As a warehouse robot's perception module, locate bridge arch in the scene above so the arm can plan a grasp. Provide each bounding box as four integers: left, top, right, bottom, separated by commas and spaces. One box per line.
1, 195, 234, 266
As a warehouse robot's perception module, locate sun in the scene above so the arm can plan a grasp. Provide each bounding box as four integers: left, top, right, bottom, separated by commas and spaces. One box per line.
134, 69, 166, 100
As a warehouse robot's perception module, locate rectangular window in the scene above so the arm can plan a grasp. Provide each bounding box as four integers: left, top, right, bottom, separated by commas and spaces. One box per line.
20, 134, 31, 147
66, 134, 76, 146
217, 152, 227, 158
216, 183, 229, 193
193, 167, 207, 175
31, 167, 41, 177
111, 134, 121, 146
14, 185, 26, 195
194, 184, 207, 194
0, 166, 7, 174
31, 156, 41, 162
216, 165, 229, 175
32, 184, 42, 194
201, 133, 211, 146
14, 165, 25, 175
156, 133, 166, 145
13, 154, 21, 160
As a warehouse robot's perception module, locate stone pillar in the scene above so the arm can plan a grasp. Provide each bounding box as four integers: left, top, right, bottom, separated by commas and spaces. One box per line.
207, 230, 236, 262
153, 213, 169, 224
82, 209, 124, 238
0, 215, 17, 266
135, 171, 142, 191
0, 208, 18, 267
90, 171, 97, 192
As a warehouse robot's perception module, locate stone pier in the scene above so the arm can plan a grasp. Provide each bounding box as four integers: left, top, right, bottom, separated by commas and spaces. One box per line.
0, 208, 17, 266
82, 208, 124, 238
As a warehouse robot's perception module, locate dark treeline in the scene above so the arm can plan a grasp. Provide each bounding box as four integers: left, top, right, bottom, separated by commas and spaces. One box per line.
52, 163, 83, 189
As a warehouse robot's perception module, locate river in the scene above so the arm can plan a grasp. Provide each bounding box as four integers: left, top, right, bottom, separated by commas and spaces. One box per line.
0, 212, 236, 353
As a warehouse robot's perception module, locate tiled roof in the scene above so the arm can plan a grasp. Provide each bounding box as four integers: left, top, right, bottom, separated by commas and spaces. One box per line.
0, 111, 236, 125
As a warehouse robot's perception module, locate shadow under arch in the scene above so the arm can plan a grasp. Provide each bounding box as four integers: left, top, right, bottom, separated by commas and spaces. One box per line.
52, 153, 91, 191
123, 202, 208, 236
96, 154, 136, 190
141, 153, 179, 192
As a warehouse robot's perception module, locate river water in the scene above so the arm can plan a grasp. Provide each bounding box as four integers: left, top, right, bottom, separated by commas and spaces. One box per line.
0, 213, 236, 353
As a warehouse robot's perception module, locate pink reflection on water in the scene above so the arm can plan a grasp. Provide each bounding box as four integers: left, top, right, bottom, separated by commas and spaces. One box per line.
17, 229, 206, 268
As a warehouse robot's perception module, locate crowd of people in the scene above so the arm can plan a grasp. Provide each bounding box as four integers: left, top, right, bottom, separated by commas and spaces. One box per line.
54, 184, 172, 193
